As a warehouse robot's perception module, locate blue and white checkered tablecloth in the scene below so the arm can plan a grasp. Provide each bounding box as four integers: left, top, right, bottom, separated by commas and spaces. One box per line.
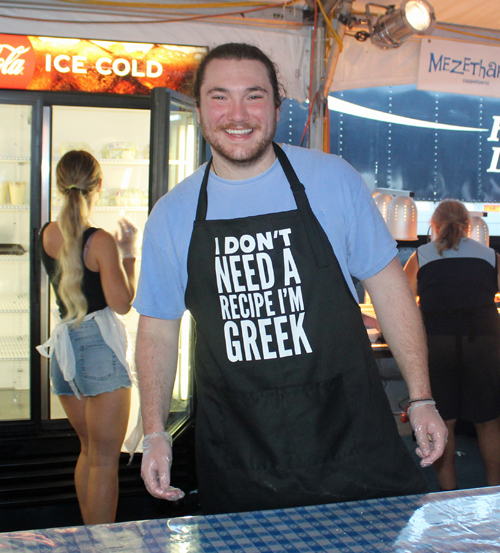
1, 486, 499, 552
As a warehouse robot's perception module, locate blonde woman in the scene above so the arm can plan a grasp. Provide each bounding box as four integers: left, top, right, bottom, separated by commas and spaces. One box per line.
404, 199, 500, 491
37, 150, 140, 524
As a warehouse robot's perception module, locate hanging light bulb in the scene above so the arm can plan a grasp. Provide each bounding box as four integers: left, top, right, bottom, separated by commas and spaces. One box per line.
386, 195, 418, 240
405, 0, 434, 31
468, 216, 489, 246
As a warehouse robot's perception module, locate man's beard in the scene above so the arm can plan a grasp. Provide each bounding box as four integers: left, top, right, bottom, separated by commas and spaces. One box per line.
200, 119, 277, 169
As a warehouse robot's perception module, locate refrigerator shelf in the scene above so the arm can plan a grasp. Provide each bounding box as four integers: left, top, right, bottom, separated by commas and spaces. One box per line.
94, 206, 148, 212
0, 157, 30, 163
52, 157, 149, 166
0, 205, 29, 211
0, 335, 29, 361
51, 206, 148, 213
0, 293, 29, 313
98, 159, 149, 165
0, 253, 29, 261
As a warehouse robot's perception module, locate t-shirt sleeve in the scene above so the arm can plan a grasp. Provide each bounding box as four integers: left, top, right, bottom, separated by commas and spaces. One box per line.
344, 171, 398, 281
133, 204, 187, 320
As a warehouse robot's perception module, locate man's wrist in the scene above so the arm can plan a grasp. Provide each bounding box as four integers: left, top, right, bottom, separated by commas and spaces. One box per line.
408, 397, 434, 404
407, 399, 436, 416
144, 430, 173, 446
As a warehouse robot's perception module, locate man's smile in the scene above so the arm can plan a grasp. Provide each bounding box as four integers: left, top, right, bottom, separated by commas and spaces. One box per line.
224, 128, 254, 136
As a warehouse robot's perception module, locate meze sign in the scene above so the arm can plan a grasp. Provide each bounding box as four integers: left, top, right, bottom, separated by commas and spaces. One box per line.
418, 38, 500, 99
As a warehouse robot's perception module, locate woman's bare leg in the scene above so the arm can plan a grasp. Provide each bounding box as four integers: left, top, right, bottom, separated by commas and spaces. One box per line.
475, 416, 500, 486
59, 394, 90, 522
84, 386, 131, 524
60, 387, 131, 524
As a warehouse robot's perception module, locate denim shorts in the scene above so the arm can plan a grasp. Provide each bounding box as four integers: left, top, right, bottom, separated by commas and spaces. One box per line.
50, 318, 132, 397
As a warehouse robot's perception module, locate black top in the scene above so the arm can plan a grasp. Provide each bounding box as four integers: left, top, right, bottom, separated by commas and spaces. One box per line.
417, 238, 499, 336
40, 222, 108, 319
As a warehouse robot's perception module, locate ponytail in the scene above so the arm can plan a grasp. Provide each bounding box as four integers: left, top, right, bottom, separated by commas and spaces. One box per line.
55, 151, 102, 326
431, 200, 470, 256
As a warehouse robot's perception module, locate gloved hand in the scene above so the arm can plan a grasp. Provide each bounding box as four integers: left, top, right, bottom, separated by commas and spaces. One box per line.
115, 216, 141, 258
141, 431, 185, 501
408, 400, 448, 467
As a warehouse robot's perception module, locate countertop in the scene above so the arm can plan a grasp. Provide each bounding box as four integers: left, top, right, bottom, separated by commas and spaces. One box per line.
1, 486, 499, 552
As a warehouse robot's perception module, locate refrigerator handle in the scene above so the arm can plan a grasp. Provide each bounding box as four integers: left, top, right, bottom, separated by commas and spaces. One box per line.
149, 87, 171, 211
31, 227, 41, 306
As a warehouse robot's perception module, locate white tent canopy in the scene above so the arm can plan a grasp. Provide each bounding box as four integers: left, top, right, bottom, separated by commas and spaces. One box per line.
1, 1, 500, 101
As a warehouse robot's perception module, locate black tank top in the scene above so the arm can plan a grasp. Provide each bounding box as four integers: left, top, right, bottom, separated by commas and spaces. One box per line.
417, 238, 499, 336
40, 222, 108, 318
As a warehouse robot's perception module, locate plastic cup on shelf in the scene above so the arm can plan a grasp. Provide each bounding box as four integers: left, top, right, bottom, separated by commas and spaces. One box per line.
115, 189, 128, 207
129, 189, 142, 207
8, 181, 26, 205
0, 181, 10, 204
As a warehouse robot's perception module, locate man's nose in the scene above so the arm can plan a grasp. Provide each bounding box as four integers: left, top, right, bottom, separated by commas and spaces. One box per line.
227, 100, 249, 122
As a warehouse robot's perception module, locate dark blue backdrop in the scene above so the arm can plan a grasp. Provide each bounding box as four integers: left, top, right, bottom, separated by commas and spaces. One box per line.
274, 85, 500, 204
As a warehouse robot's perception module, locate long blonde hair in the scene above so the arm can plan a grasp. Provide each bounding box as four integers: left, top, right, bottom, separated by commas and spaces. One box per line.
431, 199, 470, 256
55, 150, 102, 326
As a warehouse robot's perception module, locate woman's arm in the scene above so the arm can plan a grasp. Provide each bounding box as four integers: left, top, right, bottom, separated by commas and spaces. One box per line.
403, 252, 419, 297
90, 229, 137, 315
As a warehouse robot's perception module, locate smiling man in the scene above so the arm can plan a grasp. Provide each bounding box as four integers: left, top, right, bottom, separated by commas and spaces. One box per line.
134, 43, 447, 515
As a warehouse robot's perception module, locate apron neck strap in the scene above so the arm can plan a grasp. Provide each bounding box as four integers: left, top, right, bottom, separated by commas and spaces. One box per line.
273, 143, 329, 268
196, 158, 212, 222
272, 142, 303, 192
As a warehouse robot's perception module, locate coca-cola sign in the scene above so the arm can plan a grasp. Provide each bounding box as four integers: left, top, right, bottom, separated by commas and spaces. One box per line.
0, 34, 36, 89
0, 34, 206, 95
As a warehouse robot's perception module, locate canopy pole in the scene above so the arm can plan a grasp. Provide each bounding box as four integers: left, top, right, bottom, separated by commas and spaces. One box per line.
309, 0, 353, 152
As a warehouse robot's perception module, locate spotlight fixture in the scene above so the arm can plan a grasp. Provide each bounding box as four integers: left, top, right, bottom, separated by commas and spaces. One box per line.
366, 0, 436, 49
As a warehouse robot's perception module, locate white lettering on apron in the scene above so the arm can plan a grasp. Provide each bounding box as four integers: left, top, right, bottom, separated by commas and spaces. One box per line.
216, 228, 313, 363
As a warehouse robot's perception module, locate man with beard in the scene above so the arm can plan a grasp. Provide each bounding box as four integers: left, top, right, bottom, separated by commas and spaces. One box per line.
134, 42, 447, 515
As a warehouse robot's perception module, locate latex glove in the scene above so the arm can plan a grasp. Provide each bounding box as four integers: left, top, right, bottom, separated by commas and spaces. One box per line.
408, 401, 448, 467
141, 431, 185, 501
115, 216, 141, 258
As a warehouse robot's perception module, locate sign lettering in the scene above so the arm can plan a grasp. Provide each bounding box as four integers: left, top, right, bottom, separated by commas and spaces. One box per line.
418, 39, 500, 98
0, 33, 206, 95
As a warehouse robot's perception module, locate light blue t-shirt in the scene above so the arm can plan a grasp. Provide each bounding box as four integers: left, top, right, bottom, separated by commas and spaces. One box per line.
134, 144, 397, 320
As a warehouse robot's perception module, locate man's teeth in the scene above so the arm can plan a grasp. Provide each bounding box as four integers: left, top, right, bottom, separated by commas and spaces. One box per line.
225, 129, 252, 135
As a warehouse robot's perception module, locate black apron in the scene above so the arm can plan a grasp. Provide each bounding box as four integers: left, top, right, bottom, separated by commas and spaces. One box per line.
185, 143, 428, 514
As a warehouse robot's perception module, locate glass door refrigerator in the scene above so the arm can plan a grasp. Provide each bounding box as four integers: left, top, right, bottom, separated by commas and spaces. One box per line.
0, 88, 200, 445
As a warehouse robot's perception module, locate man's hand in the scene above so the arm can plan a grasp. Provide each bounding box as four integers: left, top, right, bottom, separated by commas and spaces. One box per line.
408, 402, 448, 467
141, 432, 185, 501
